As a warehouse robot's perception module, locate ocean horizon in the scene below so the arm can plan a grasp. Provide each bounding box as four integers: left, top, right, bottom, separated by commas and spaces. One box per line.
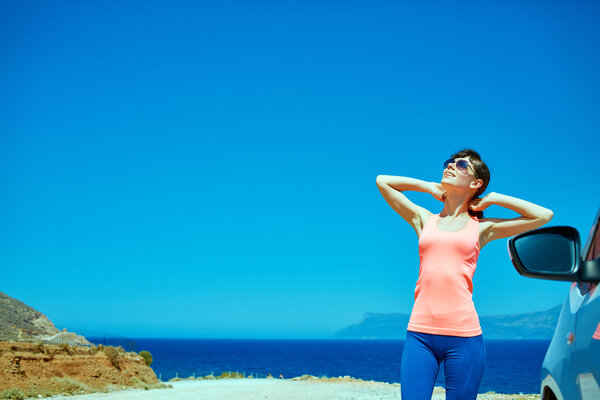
90, 337, 550, 395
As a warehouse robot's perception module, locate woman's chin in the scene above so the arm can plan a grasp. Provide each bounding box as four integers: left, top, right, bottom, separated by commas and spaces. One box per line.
441, 179, 454, 188
441, 180, 463, 191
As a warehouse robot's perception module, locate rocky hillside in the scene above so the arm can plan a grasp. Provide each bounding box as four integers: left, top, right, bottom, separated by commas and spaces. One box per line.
0, 291, 90, 345
0, 292, 166, 397
0, 341, 164, 396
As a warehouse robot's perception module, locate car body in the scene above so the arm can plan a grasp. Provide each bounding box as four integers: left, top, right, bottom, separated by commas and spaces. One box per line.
507, 208, 600, 400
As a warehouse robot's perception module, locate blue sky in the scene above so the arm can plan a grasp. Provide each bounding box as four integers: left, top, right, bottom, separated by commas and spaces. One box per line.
1, 0, 599, 339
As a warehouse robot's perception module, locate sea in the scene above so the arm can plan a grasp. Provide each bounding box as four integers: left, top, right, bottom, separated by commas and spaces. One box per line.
89, 338, 550, 395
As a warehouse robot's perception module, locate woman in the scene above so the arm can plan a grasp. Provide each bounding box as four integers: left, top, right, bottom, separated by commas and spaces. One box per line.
375, 149, 553, 400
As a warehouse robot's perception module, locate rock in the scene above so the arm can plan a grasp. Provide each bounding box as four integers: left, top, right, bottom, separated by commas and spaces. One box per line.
0, 341, 161, 395
0, 292, 91, 346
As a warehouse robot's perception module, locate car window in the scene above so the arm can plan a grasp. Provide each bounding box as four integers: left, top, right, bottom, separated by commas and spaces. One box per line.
585, 220, 600, 261
579, 212, 600, 294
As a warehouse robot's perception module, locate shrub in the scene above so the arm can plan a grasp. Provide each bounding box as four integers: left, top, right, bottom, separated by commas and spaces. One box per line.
34, 342, 45, 353
48, 377, 93, 396
219, 371, 243, 379
139, 350, 153, 366
292, 374, 319, 381
0, 388, 25, 400
23, 387, 53, 398
102, 346, 120, 369
129, 376, 148, 389
129, 376, 169, 390
59, 343, 71, 355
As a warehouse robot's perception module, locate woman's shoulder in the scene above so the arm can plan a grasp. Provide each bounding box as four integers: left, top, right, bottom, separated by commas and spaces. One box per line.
476, 217, 495, 234
418, 208, 436, 226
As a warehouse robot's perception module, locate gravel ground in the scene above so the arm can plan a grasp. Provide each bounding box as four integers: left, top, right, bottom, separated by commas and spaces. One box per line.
47, 379, 540, 400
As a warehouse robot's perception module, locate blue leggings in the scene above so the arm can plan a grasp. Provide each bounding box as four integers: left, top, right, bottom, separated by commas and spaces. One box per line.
400, 330, 486, 400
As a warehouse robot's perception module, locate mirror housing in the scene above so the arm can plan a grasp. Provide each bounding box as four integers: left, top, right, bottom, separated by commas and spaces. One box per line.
507, 226, 600, 282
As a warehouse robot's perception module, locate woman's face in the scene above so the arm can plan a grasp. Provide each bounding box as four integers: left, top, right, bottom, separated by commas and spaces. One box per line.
441, 157, 480, 191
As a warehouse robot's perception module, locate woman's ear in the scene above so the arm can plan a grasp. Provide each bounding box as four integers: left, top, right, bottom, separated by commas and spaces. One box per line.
470, 178, 483, 191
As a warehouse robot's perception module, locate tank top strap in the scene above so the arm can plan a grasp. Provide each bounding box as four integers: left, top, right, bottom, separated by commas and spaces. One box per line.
423, 213, 438, 229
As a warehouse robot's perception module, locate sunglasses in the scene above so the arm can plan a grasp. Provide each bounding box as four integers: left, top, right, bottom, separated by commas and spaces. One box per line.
443, 158, 477, 177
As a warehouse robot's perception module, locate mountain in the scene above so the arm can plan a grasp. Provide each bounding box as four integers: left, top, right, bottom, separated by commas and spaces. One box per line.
0, 291, 91, 345
334, 304, 563, 339
479, 304, 563, 339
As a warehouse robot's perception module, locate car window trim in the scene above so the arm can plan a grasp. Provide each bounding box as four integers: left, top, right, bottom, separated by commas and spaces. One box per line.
582, 207, 600, 262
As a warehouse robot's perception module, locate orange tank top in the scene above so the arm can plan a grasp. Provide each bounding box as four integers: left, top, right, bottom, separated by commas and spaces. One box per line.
406, 213, 483, 337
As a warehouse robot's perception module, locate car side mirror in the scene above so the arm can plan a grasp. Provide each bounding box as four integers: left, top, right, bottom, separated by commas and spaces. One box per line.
507, 226, 582, 282
508, 226, 600, 282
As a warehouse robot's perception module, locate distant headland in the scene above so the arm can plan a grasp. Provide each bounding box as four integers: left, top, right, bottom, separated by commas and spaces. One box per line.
334, 304, 562, 339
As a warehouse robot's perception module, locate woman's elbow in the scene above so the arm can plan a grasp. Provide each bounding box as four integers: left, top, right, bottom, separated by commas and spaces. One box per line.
542, 209, 554, 223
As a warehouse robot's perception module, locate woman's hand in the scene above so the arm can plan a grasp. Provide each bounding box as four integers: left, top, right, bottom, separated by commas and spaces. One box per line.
469, 192, 496, 211
430, 182, 447, 202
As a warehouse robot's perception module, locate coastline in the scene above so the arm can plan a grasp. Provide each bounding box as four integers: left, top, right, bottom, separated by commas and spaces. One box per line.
47, 377, 541, 400
0, 340, 543, 399
111, 337, 548, 394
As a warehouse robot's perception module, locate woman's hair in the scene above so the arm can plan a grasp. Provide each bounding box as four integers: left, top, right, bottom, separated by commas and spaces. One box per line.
451, 149, 490, 219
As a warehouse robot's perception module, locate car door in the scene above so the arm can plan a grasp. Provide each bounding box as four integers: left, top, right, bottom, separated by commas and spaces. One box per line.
574, 208, 600, 400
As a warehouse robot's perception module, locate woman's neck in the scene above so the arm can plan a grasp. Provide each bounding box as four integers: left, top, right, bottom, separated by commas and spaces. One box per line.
440, 191, 471, 218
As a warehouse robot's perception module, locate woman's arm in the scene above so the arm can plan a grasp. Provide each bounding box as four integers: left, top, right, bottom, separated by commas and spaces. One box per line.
376, 175, 444, 236
471, 192, 554, 244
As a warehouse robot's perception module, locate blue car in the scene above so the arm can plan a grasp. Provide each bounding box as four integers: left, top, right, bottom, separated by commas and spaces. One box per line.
507, 208, 600, 400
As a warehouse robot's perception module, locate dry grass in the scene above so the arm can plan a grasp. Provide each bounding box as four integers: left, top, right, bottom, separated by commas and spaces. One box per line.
129, 377, 171, 390
0, 388, 25, 400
